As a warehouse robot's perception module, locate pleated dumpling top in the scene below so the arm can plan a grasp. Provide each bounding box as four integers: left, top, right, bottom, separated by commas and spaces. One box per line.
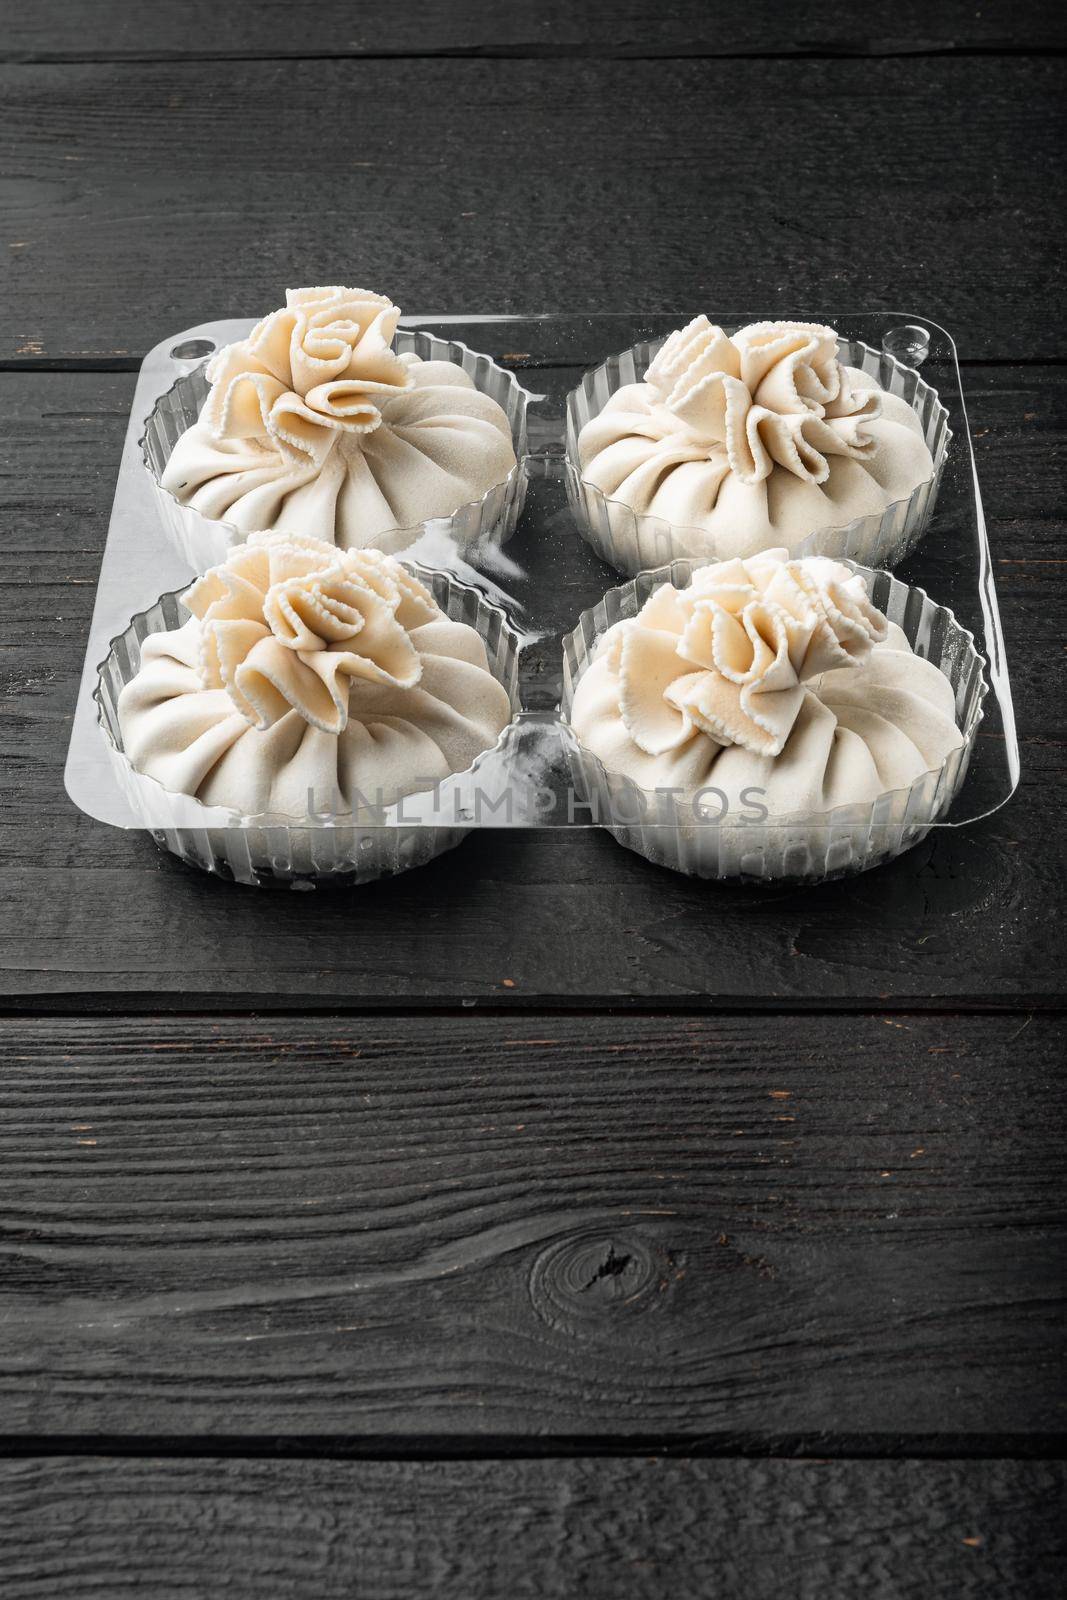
160, 286, 517, 546
569, 549, 964, 819
576, 318, 934, 558
117, 533, 513, 817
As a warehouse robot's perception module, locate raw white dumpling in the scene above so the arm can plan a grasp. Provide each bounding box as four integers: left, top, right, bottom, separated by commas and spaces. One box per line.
577, 318, 934, 559
570, 550, 963, 823
118, 532, 513, 817
161, 286, 517, 547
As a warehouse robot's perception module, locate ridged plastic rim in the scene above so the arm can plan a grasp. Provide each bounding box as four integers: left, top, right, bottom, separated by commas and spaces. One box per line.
94, 560, 523, 832
564, 335, 953, 572
559, 557, 988, 846
140, 329, 531, 561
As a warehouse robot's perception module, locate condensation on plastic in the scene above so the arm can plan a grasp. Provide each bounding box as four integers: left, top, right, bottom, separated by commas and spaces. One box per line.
559, 560, 987, 884
564, 337, 951, 576
141, 329, 530, 574
95, 565, 522, 888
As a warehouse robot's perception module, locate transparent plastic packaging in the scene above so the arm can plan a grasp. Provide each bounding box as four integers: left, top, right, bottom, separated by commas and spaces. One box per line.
142, 329, 530, 573
560, 560, 986, 884
95, 565, 521, 887
565, 336, 951, 576
65, 312, 1019, 891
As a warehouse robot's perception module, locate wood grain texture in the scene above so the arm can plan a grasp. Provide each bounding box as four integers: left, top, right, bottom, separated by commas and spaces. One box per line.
1, 1012, 1063, 1444
2, 1455, 1064, 1600
1, 55, 1064, 363
5, 0, 1066, 62
1, 363, 1063, 1007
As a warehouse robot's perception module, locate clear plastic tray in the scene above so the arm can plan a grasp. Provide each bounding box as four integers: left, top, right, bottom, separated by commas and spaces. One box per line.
65, 312, 1019, 854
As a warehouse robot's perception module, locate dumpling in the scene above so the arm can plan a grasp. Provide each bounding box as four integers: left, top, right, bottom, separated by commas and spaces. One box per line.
117, 532, 513, 818
568, 549, 964, 828
159, 287, 518, 547
575, 319, 935, 561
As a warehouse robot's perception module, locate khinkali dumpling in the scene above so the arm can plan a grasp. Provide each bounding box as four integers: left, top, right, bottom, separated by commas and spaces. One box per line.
569, 550, 965, 828
159, 287, 518, 548
117, 533, 513, 817
574, 319, 935, 563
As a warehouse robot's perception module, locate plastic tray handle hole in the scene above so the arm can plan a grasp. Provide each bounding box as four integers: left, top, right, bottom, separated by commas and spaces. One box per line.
169, 338, 216, 361
882, 324, 931, 365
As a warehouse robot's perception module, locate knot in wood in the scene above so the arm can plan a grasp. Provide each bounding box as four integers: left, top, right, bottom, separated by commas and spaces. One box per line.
528, 1229, 678, 1335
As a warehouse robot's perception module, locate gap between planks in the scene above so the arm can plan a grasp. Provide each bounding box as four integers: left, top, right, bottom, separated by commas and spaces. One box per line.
2, 1434, 1066, 1464
4, 45, 1067, 67
3, 355, 1067, 375
0, 1002, 1061, 1020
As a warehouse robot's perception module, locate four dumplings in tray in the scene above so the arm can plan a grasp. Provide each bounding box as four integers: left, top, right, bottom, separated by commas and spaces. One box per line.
106, 293, 976, 884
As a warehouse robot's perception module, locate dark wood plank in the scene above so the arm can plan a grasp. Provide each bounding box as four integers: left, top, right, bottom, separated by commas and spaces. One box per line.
1, 55, 1064, 363
1, 1013, 1063, 1444
0, 363, 1063, 1007
0, 805, 1060, 1008
2, 1455, 1064, 1600
4, 0, 1065, 62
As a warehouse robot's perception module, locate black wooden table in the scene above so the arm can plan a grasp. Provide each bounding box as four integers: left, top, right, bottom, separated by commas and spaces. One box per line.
2, 4, 1065, 1595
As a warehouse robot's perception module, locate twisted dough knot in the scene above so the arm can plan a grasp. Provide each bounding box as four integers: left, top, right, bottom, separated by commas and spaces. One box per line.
200, 287, 415, 464
606, 549, 889, 758
182, 531, 439, 734
644, 318, 882, 486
